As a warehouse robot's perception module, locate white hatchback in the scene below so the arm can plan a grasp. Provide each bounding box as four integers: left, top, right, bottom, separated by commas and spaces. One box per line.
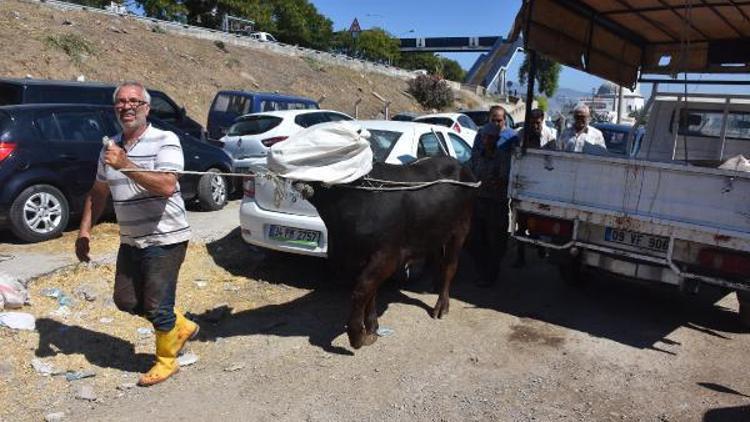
220, 109, 353, 171
239, 120, 473, 257
413, 112, 480, 146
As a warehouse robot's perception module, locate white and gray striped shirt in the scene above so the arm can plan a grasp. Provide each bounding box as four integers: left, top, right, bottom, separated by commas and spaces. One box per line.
96, 124, 191, 248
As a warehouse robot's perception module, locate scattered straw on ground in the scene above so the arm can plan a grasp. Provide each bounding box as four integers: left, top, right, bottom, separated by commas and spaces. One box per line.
0, 234, 309, 421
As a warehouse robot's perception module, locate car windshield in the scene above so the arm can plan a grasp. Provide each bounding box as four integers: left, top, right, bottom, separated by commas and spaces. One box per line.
600, 127, 629, 155
367, 129, 402, 162
463, 111, 488, 126
228, 116, 283, 136
416, 117, 454, 128
391, 114, 416, 122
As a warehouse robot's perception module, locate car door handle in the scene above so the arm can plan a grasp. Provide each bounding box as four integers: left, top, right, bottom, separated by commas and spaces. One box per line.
58, 154, 78, 160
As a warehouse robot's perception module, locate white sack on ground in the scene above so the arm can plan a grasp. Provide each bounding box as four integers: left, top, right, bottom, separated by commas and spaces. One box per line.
0, 272, 28, 310
719, 155, 750, 172
0, 312, 35, 330
267, 121, 373, 184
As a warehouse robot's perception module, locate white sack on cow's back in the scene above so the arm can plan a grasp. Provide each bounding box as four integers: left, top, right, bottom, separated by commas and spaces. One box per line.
267, 121, 373, 184
719, 154, 750, 172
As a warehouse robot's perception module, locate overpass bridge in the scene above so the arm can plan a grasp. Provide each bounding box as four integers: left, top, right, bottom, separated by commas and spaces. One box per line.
399, 37, 499, 53
399, 36, 524, 95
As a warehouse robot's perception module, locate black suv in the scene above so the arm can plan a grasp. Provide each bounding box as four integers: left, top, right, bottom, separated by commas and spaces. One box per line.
0, 104, 233, 243
0, 78, 205, 140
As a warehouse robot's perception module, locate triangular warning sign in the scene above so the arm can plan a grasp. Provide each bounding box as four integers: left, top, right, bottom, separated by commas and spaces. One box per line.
349, 18, 362, 34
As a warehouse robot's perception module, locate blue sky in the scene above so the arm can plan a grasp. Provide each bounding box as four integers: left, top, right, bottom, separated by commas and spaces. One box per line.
309, 0, 607, 94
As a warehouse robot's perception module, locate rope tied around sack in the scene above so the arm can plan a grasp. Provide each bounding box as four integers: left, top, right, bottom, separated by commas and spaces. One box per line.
335, 177, 481, 191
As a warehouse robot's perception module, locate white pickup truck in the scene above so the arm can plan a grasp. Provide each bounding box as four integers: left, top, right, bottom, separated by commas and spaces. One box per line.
510, 91, 750, 322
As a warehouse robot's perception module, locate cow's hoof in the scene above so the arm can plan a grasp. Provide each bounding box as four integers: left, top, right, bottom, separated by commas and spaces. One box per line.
347, 331, 378, 349
431, 299, 449, 319
362, 333, 378, 346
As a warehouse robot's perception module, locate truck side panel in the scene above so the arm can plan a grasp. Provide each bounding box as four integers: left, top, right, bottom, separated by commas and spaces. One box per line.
510, 150, 750, 248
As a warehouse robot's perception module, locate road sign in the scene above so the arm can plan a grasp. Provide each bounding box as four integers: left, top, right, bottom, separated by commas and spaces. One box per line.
349, 18, 362, 35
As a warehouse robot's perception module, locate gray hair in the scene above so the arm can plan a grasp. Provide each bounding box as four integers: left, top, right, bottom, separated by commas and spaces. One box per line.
113, 81, 151, 104
573, 104, 590, 115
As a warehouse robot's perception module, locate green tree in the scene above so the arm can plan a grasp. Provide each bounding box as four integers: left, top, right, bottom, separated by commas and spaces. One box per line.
331, 30, 356, 56
355, 28, 400, 63
396, 52, 442, 73
519, 53, 561, 97
183, 0, 275, 33
535, 95, 548, 112
179, 0, 332, 49
439, 58, 465, 81
396, 53, 465, 81
137, 0, 188, 21
331, 28, 400, 63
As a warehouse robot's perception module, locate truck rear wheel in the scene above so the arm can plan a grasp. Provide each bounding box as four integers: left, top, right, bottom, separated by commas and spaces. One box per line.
558, 260, 584, 286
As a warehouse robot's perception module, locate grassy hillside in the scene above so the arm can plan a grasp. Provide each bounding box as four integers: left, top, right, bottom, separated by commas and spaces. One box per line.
0, 0, 462, 126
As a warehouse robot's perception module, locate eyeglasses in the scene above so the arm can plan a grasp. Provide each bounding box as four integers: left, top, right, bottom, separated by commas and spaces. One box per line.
114, 98, 148, 109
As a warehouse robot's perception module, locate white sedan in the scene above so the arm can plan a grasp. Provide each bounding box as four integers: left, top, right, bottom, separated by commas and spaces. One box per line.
413, 112, 479, 146
220, 109, 353, 171
239, 120, 473, 257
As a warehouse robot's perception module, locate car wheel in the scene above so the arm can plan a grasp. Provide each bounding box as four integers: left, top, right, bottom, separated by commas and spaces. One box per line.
9, 184, 70, 243
197, 168, 228, 211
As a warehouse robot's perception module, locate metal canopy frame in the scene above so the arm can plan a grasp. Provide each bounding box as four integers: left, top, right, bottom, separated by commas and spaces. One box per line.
512, 0, 750, 88
515, 0, 750, 150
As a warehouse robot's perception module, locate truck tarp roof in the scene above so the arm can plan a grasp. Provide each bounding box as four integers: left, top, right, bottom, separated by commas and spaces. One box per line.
511, 0, 750, 87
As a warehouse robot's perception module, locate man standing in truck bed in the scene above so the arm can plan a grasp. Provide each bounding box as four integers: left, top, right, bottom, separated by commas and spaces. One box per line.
559, 104, 606, 154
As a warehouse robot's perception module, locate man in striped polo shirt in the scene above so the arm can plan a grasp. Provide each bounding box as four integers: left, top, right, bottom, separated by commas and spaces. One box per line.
75, 81, 199, 386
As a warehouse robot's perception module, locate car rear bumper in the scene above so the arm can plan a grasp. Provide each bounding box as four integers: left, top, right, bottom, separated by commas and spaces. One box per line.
239, 198, 328, 257
233, 156, 267, 171
581, 250, 682, 285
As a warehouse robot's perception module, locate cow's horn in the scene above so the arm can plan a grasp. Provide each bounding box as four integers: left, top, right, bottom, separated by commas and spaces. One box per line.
293, 182, 315, 199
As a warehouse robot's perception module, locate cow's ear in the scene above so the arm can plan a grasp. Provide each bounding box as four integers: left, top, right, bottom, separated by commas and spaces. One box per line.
293, 182, 315, 199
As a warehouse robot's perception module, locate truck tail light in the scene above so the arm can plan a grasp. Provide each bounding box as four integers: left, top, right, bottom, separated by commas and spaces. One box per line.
261, 136, 288, 147
452, 122, 461, 133
518, 212, 573, 238
697, 248, 750, 278
243, 176, 255, 199
0, 142, 16, 162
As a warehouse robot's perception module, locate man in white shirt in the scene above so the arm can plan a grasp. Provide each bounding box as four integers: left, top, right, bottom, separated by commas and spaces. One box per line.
559, 104, 607, 154
76, 81, 198, 387
517, 108, 558, 149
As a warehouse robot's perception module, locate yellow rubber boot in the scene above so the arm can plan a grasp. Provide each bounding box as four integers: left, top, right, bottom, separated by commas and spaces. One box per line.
175, 309, 200, 352
138, 327, 180, 387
